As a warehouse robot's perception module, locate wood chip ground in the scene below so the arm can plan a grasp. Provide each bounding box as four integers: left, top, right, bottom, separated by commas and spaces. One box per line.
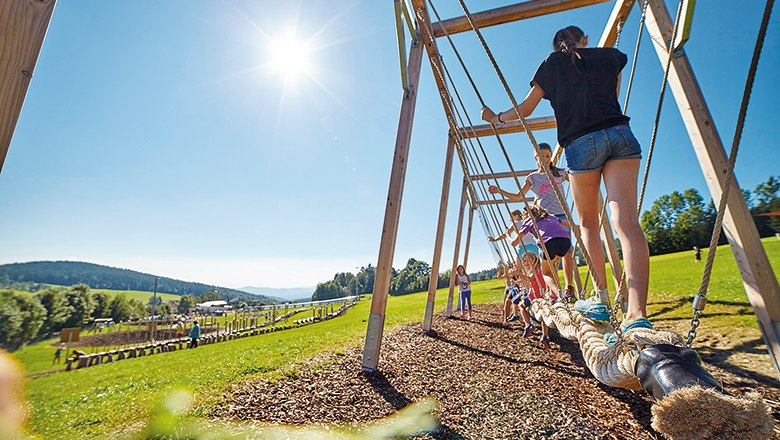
214, 304, 780, 439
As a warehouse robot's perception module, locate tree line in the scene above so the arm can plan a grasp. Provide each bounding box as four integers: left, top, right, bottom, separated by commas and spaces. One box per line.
311, 260, 497, 301
0, 261, 276, 302
641, 176, 778, 255
0, 285, 199, 350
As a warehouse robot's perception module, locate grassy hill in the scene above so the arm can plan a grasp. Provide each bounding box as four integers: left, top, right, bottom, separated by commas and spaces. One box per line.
0, 261, 276, 302
11, 238, 779, 439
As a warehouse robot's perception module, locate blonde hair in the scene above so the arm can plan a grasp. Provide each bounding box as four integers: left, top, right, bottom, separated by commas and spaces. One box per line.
521, 203, 550, 222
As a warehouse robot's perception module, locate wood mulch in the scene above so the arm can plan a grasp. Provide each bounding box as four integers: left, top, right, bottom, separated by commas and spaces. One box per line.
214, 304, 780, 439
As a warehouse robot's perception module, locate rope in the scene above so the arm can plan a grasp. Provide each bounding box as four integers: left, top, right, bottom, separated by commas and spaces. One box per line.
687, 0, 774, 346
448, 0, 612, 320
419, 2, 551, 292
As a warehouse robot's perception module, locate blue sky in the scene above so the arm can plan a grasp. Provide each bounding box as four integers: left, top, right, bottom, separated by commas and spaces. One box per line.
0, 0, 777, 289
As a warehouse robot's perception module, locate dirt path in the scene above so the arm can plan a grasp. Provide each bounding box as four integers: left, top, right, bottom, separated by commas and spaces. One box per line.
215, 304, 780, 439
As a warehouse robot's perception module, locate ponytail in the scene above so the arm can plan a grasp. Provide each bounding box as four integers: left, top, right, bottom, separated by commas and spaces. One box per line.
553, 26, 586, 70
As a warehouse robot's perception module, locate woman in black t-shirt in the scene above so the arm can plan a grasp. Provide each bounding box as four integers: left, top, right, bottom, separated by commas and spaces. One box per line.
480, 26, 652, 342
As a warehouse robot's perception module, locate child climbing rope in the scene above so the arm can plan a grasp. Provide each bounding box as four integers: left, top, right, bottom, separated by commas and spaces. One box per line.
455, 265, 473, 320
481, 25, 652, 344
488, 141, 581, 300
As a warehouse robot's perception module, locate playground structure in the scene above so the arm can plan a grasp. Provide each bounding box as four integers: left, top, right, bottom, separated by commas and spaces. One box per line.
360, 0, 777, 436
0, 0, 777, 437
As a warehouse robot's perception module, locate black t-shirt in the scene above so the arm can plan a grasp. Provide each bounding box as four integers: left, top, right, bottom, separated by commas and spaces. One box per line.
531, 48, 630, 147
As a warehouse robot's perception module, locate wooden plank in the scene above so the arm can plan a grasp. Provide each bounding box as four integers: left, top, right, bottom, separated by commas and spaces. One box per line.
476, 197, 534, 206
458, 116, 557, 139
423, 135, 456, 332
463, 207, 475, 269
446, 180, 468, 318
432, 0, 613, 37
0, 0, 56, 173
646, 0, 780, 378
361, 42, 424, 373
598, 0, 636, 47
470, 168, 535, 181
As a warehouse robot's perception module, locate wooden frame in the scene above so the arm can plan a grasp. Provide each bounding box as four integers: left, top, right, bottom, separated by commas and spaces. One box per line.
445, 180, 469, 318
0, 0, 56, 172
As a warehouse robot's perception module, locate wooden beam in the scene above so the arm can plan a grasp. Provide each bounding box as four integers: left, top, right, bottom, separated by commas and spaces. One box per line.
446, 180, 468, 318
0, 0, 56, 173
458, 116, 557, 139
598, 0, 636, 47
361, 42, 424, 373
423, 135, 456, 332
432, 0, 613, 37
645, 0, 780, 378
476, 197, 534, 206
470, 168, 535, 181
463, 207, 475, 270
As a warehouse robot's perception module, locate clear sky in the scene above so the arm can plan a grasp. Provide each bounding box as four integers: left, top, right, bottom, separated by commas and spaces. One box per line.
0, 0, 778, 289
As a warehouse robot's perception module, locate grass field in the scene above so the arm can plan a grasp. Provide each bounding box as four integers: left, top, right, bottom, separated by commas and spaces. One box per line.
11, 238, 779, 439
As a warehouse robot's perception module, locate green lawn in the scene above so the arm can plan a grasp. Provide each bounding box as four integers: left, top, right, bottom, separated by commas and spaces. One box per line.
12, 238, 779, 439
89, 288, 180, 303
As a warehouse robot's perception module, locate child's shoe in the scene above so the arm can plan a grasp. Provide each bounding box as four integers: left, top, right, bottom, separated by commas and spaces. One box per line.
563, 285, 576, 303
574, 298, 588, 313
522, 324, 535, 338
604, 317, 654, 346
540, 335, 552, 350
585, 297, 610, 322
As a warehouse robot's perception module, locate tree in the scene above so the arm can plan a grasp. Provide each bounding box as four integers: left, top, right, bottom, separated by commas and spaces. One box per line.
390, 258, 430, 296
64, 284, 95, 328
0, 290, 46, 349
109, 294, 134, 322
200, 291, 221, 302
751, 176, 780, 236
92, 292, 111, 318
177, 294, 197, 314
36, 288, 71, 336
641, 189, 713, 255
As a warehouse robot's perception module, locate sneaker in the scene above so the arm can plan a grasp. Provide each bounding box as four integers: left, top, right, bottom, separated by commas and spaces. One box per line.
508, 315, 520, 322
540, 335, 552, 350
574, 298, 588, 313
507, 314, 516, 321
522, 324, 535, 338
604, 317, 653, 346
501, 321, 510, 327
563, 286, 576, 302
586, 298, 610, 322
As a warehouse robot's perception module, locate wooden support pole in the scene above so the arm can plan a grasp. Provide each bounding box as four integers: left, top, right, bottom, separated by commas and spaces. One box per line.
598, 0, 636, 47
361, 42, 424, 373
645, 0, 780, 377
446, 180, 468, 318
423, 135, 456, 332
432, 0, 612, 37
463, 207, 475, 270
0, 0, 56, 173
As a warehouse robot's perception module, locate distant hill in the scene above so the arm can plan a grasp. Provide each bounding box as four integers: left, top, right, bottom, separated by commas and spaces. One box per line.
238, 286, 313, 302
0, 261, 277, 303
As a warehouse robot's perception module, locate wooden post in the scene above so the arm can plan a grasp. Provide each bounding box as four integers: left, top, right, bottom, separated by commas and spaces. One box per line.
599, 194, 628, 300
463, 206, 475, 270
446, 180, 468, 318
645, 0, 780, 377
423, 135, 456, 332
361, 41, 424, 372
0, 0, 56, 173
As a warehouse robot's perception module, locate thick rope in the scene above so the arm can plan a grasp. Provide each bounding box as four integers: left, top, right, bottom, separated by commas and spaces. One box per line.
687, 0, 775, 346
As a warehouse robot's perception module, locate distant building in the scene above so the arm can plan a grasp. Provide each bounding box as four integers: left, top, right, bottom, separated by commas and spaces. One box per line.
195, 300, 231, 313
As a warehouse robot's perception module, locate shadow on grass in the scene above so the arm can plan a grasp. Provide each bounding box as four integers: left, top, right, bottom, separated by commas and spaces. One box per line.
697, 338, 780, 387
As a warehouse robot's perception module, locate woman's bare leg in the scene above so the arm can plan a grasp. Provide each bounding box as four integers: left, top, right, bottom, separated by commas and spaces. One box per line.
602, 158, 648, 321
569, 171, 608, 292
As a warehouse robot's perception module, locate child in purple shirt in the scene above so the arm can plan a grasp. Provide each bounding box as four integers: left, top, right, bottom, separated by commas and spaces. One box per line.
515, 205, 573, 292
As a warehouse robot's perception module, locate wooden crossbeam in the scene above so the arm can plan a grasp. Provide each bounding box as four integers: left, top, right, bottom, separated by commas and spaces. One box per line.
476, 197, 534, 206
458, 115, 557, 139
470, 169, 535, 181
432, 0, 613, 37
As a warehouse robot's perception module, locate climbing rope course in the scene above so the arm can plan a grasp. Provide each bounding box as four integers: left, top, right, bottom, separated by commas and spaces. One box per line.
376, 0, 779, 437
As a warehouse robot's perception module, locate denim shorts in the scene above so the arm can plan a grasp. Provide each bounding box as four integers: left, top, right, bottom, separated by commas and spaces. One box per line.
564, 124, 642, 174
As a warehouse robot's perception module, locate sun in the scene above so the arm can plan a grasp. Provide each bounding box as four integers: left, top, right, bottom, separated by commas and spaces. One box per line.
268, 36, 311, 80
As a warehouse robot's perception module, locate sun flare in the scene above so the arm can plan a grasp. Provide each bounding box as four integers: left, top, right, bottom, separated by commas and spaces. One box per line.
268, 37, 311, 80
